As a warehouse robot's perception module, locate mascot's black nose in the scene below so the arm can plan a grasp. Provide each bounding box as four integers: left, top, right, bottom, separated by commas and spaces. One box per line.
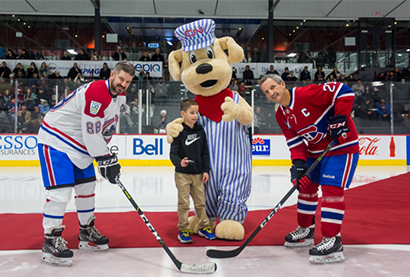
196, 63, 213, 74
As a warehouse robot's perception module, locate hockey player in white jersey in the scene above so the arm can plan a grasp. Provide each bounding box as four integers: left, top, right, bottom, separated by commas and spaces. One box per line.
37, 61, 135, 266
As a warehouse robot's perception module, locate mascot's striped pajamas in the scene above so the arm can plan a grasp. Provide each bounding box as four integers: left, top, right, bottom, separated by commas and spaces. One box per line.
196, 91, 252, 223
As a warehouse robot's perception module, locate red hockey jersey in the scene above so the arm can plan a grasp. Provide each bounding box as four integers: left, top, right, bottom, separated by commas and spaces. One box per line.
276, 82, 359, 161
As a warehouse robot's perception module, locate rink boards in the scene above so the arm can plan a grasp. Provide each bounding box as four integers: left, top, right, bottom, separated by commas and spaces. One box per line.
0, 134, 408, 166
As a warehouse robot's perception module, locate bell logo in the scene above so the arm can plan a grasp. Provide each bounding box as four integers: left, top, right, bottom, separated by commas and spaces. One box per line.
133, 138, 163, 156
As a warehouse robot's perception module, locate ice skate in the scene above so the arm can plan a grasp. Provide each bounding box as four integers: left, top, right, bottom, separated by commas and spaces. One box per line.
309, 235, 345, 264
41, 226, 73, 267
284, 224, 315, 247
78, 216, 109, 250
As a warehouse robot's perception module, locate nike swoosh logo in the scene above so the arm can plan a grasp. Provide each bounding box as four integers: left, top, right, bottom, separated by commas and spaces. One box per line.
185, 137, 200, 146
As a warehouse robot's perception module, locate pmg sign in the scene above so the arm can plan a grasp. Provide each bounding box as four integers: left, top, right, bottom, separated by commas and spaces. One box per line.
252, 137, 270, 156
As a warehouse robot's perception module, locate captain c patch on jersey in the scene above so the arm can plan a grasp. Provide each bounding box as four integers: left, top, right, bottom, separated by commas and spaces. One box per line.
90, 101, 102, 115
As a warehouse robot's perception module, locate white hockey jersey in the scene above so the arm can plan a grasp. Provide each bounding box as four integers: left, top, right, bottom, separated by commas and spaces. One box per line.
38, 80, 125, 169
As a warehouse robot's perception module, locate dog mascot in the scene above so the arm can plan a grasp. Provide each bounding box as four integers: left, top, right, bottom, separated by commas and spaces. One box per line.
166, 19, 253, 240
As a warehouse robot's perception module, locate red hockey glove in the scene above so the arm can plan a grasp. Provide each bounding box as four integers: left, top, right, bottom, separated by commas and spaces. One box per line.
328, 115, 351, 145
290, 160, 312, 191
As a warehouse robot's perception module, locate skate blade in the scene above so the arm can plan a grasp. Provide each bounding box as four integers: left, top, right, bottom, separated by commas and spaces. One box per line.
284, 238, 314, 248
78, 241, 109, 251
309, 252, 345, 264
42, 253, 72, 267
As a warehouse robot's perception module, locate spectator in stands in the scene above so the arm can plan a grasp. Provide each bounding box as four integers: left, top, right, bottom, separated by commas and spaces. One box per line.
60, 51, 71, 60
393, 67, 402, 81
266, 65, 279, 75
8, 73, 15, 86
297, 48, 313, 63
90, 50, 102, 61
136, 68, 146, 89
237, 81, 247, 97
347, 74, 356, 87
38, 99, 50, 115
385, 71, 395, 82
151, 48, 164, 62
352, 79, 364, 105
154, 77, 168, 100
36, 87, 49, 106
32, 49, 45, 60
120, 102, 134, 129
75, 48, 89, 60
139, 52, 150, 61
160, 39, 173, 57
244, 78, 254, 86
130, 98, 144, 126
24, 87, 37, 110
100, 63, 111, 80
28, 72, 40, 91
299, 66, 311, 82
3, 89, 13, 104
49, 70, 63, 84
17, 104, 31, 132
0, 77, 12, 95
0, 62, 11, 79
112, 46, 127, 61
38, 76, 49, 93
404, 66, 410, 81
281, 67, 290, 81
326, 66, 340, 81
0, 45, 4, 59
5, 49, 17, 59
356, 96, 375, 120
18, 49, 30, 59
326, 74, 336, 83
337, 73, 347, 83
155, 109, 168, 131
39, 62, 49, 78
253, 106, 263, 134
314, 66, 326, 82
242, 65, 254, 81
375, 72, 385, 81
13, 63, 26, 78
287, 71, 298, 81
27, 62, 39, 79
229, 79, 239, 91
376, 99, 391, 122
68, 62, 82, 80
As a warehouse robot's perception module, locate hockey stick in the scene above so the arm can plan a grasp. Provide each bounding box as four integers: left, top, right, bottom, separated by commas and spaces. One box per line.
116, 179, 217, 274
206, 141, 335, 259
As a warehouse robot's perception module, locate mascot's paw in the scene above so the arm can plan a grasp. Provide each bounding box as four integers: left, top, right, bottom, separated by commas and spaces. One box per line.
215, 220, 244, 240
188, 216, 217, 234
221, 97, 239, 122
188, 215, 200, 234
166, 117, 184, 144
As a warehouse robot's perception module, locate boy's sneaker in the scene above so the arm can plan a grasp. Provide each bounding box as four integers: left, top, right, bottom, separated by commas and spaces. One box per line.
199, 227, 216, 240
41, 226, 73, 267
78, 216, 109, 250
178, 230, 193, 244
284, 224, 315, 247
309, 235, 345, 263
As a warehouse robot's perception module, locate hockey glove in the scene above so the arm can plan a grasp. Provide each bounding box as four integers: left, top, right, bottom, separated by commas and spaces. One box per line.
95, 154, 121, 184
328, 115, 351, 145
290, 159, 311, 191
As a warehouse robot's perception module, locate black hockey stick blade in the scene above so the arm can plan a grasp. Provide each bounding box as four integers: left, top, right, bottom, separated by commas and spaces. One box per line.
206, 142, 334, 259
116, 179, 217, 274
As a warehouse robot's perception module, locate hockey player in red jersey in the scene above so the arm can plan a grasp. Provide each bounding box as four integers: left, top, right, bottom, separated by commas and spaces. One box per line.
37, 61, 135, 266
260, 74, 359, 263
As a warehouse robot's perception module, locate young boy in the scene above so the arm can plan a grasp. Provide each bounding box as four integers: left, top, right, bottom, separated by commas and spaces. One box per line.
170, 99, 216, 243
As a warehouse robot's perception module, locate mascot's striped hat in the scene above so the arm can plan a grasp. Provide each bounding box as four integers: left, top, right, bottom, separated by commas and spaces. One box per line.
174, 19, 216, 51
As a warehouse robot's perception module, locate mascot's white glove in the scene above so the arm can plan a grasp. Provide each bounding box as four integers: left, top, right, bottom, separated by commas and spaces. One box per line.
166, 117, 184, 143
221, 97, 239, 122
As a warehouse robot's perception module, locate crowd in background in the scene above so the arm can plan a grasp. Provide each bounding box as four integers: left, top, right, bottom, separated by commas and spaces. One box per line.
1, 42, 410, 134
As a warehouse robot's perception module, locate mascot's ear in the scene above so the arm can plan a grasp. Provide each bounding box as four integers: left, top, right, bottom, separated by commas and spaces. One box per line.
168, 49, 183, 81
218, 37, 244, 64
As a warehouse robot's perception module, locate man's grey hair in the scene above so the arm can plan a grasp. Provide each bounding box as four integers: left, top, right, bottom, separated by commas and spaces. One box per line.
114, 60, 135, 76
260, 74, 283, 87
